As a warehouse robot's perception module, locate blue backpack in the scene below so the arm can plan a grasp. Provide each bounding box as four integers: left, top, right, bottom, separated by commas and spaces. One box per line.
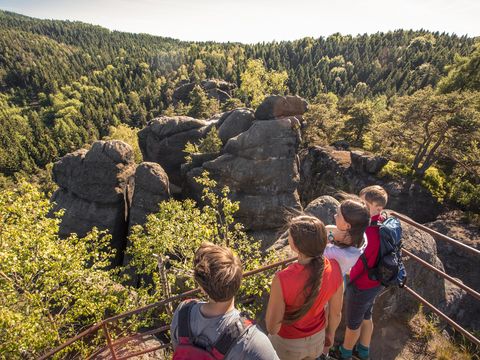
360, 216, 407, 287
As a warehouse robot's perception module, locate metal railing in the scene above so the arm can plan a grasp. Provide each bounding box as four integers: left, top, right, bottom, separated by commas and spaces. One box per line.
391, 212, 480, 347
39, 212, 480, 358
38, 256, 297, 360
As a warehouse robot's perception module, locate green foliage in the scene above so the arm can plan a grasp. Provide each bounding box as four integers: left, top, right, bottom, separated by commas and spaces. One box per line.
438, 42, 480, 93
0, 184, 137, 359
449, 178, 480, 212
302, 92, 343, 146
238, 59, 288, 107
341, 100, 376, 147
105, 124, 143, 163
184, 127, 222, 162
188, 85, 219, 119
125, 171, 278, 319
378, 160, 413, 179
372, 87, 480, 179
421, 167, 447, 201
222, 97, 245, 112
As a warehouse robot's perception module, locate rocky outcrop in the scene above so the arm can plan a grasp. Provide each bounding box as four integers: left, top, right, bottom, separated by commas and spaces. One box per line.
184, 97, 307, 248
216, 108, 255, 144
172, 79, 236, 104
128, 162, 170, 228
350, 150, 388, 174
51, 141, 136, 265
270, 195, 340, 251
425, 212, 480, 331
304, 195, 339, 225
138, 116, 208, 185
299, 146, 443, 223
92, 334, 165, 359
254, 95, 308, 120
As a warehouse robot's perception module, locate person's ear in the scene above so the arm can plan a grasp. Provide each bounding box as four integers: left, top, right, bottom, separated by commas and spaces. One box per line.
346, 223, 352, 230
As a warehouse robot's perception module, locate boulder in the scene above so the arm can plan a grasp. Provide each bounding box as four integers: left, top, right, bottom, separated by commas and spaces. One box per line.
254, 95, 308, 120
138, 116, 208, 185
217, 109, 255, 143
128, 162, 170, 227
350, 150, 388, 174
51, 140, 136, 266
304, 195, 340, 225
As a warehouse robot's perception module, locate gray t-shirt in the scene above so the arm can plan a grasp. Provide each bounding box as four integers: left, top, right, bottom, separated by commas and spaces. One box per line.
171, 301, 279, 360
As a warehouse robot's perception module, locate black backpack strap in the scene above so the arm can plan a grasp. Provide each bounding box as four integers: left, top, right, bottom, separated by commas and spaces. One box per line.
177, 300, 198, 339
212, 317, 252, 357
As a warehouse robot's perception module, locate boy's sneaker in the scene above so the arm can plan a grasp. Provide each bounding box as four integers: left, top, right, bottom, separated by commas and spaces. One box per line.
328, 346, 353, 360
353, 347, 370, 360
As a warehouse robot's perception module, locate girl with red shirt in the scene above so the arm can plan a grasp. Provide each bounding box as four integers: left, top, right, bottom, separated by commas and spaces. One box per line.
265, 215, 344, 360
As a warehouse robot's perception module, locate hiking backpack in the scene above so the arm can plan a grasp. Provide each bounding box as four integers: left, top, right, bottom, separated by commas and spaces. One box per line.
360, 215, 407, 287
172, 300, 253, 360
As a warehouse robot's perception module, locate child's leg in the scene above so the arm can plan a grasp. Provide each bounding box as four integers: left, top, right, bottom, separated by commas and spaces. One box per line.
322, 304, 330, 355
359, 318, 374, 347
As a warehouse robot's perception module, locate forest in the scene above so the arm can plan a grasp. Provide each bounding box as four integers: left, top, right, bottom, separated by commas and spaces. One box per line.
1, 10, 478, 216
0, 9, 479, 358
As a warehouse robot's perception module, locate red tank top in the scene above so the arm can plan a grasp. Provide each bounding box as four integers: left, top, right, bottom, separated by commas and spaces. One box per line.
277, 258, 342, 339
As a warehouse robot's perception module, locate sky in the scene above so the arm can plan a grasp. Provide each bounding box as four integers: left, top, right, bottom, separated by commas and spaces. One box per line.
0, 0, 478, 43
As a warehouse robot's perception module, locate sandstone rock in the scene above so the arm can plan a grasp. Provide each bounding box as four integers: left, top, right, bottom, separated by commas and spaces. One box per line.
206, 88, 231, 103
128, 162, 170, 227
350, 150, 388, 174
138, 116, 208, 185
304, 195, 340, 225
185, 117, 303, 248
217, 108, 255, 143
51, 140, 136, 265
254, 95, 308, 120
173, 79, 236, 105
299, 146, 442, 223
92, 334, 165, 359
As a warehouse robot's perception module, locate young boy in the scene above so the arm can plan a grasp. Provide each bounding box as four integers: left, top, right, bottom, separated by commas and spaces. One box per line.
170, 242, 279, 360
335, 185, 388, 360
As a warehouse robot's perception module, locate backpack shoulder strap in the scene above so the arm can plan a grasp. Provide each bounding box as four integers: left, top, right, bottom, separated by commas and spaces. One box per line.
211, 317, 253, 358
177, 299, 198, 340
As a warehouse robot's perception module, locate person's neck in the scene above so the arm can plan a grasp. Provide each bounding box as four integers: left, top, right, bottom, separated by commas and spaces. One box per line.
297, 252, 313, 265
200, 298, 235, 317
371, 210, 381, 218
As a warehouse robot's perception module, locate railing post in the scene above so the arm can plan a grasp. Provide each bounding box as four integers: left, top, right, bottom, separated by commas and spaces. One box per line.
102, 323, 118, 360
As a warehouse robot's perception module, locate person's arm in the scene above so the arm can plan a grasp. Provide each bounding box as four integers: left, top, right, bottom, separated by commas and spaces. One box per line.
325, 282, 343, 348
265, 274, 285, 335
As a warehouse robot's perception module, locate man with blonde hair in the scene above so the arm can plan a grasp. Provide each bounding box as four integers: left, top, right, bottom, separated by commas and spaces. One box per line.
171, 242, 279, 359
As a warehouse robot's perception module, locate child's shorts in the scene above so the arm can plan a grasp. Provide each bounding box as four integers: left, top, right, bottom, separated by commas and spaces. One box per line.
268, 329, 325, 360
345, 283, 383, 330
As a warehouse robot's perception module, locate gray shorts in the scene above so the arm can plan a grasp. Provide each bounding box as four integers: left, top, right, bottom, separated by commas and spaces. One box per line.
345, 284, 383, 330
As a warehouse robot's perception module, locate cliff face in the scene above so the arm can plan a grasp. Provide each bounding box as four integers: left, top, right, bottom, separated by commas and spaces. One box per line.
51, 140, 136, 266
299, 146, 444, 223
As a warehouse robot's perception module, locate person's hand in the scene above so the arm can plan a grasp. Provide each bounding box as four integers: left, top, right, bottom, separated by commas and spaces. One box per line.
324, 331, 333, 347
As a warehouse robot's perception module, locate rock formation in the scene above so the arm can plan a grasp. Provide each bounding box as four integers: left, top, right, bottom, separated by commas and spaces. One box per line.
51, 140, 136, 265
299, 146, 443, 223
216, 108, 255, 144
172, 79, 236, 105
128, 162, 170, 228
138, 116, 209, 185
254, 95, 308, 120
184, 96, 307, 247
